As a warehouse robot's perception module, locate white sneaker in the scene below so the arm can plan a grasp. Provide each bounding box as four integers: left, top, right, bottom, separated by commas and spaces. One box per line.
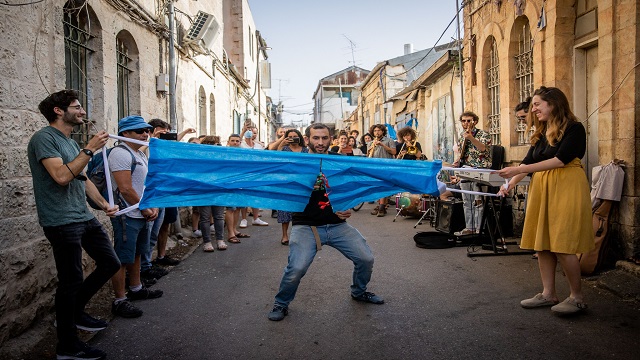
252, 218, 269, 226
239, 219, 248, 228
192, 229, 202, 237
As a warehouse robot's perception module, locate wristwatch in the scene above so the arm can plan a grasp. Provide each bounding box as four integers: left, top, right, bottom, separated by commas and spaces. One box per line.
81, 148, 94, 157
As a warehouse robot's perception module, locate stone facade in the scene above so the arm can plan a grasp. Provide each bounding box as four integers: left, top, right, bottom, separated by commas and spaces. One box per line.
462, 0, 640, 258
0, 0, 270, 346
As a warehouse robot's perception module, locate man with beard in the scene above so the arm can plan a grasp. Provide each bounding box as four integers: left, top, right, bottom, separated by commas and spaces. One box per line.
267, 123, 384, 322
28, 90, 121, 359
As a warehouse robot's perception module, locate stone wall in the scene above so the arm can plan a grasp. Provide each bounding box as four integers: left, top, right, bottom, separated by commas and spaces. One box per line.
463, 0, 640, 259
0, 0, 268, 347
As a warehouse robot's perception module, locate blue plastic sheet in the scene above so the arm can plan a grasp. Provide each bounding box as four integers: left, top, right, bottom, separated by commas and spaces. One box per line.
140, 138, 442, 212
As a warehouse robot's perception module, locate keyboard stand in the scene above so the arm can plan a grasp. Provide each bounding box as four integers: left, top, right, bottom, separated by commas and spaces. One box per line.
464, 189, 534, 257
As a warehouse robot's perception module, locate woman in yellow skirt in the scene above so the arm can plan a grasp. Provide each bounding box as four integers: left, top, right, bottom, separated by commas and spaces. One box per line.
496, 86, 594, 315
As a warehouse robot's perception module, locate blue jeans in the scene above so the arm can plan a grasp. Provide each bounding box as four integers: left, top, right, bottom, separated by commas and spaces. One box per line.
198, 206, 225, 242
273, 222, 375, 308
111, 215, 152, 264
142, 208, 165, 271
43, 218, 121, 347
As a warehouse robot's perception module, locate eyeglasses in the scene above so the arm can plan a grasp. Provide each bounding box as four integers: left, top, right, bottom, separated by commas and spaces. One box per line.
67, 105, 84, 111
460, 119, 474, 123
131, 128, 151, 134
516, 115, 526, 121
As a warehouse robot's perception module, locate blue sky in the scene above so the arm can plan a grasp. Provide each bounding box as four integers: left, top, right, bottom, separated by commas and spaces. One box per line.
247, 0, 462, 125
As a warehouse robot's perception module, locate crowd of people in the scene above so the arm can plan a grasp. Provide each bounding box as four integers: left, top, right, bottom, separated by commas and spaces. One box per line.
28, 85, 593, 359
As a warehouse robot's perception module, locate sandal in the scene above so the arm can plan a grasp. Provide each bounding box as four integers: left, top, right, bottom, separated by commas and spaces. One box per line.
236, 233, 251, 238
281, 239, 289, 246
217, 240, 228, 250
228, 236, 241, 244
203, 242, 215, 252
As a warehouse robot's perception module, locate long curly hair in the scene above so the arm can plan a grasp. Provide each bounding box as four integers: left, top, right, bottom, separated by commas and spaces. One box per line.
397, 126, 417, 142
528, 86, 579, 146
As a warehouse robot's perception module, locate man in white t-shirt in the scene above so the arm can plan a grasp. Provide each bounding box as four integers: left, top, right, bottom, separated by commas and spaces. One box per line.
108, 116, 162, 319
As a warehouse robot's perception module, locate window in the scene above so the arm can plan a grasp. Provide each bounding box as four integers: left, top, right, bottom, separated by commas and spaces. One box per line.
116, 38, 133, 120
64, 8, 94, 147
514, 22, 534, 145
209, 94, 216, 135
198, 86, 207, 134
486, 37, 501, 146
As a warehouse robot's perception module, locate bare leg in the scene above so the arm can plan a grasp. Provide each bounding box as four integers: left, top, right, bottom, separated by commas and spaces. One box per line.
241, 207, 248, 222
556, 253, 584, 302
252, 208, 260, 221
281, 222, 290, 244
191, 209, 200, 231
111, 266, 127, 299
157, 223, 169, 258
537, 250, 559, 301
225, 209, 237, 238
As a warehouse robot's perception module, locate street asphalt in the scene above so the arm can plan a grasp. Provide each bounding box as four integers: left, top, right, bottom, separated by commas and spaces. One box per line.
92, 204, 639, 360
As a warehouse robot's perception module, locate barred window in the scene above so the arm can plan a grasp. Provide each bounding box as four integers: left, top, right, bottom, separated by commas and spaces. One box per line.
515, 22, 534, 145
64, 9, 94, 147
198, 86, 207, 134
486, 37, 501, 146
116, 38, 133, 120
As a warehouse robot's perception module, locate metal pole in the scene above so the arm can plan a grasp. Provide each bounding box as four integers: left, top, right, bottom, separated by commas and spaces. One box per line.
168, 1, 178, 131
455, 0, 464, 112
338, 78, 344, 130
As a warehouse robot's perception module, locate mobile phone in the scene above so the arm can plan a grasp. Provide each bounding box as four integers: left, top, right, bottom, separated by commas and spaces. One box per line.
159, 132, 177, 140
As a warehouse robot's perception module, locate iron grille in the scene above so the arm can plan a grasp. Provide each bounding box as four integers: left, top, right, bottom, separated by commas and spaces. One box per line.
515, 23, 534, 145
117, 39, 133, 120
64, 12, 94, 148
486, 38, 500, 146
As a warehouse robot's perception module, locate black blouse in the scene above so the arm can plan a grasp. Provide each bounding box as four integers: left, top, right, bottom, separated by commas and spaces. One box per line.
522, 121, 586, 165
396, 141, 422, 160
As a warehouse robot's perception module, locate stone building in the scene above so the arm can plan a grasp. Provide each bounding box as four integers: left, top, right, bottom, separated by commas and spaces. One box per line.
350, 44, 455, 140
312, 66, 370, 133
0, 0, 271, 347
462, 0, 639, 258
387, 50, 463, 162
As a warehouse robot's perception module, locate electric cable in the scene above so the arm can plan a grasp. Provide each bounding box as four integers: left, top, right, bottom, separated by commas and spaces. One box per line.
0, 0, 45, 6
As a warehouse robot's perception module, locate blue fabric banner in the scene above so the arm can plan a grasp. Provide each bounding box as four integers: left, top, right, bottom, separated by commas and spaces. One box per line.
140, 138, 442, 212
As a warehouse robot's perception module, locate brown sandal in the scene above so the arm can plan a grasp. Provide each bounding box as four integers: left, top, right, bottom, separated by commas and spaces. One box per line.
236, 233, 251, 238
228, 236, 241, 244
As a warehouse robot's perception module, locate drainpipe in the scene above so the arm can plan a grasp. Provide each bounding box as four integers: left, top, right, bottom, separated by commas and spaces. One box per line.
167, 1, 177, 131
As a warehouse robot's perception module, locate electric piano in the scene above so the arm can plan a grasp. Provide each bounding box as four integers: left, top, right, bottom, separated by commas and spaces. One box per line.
454, 169, 531, 187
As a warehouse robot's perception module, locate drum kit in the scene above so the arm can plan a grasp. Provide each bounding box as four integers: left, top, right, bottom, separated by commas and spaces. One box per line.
393, 192, 437, 228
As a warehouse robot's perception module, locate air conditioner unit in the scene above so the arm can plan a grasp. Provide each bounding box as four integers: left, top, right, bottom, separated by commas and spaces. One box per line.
183, 11, 220, 50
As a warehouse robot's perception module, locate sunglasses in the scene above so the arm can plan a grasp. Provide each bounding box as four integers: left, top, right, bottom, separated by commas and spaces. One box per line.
460, 119, 474, 123
131, 128, 151, 134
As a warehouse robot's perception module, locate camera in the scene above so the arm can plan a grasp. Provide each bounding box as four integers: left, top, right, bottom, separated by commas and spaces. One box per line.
289, 137, 300, 144
159, 132, 177, 140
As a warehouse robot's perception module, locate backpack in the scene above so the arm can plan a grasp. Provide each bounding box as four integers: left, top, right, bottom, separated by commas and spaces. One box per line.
86, 144, 137, 210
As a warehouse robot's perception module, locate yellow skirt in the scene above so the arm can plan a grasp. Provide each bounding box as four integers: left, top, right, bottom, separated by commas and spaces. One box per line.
521, 158, 595, 254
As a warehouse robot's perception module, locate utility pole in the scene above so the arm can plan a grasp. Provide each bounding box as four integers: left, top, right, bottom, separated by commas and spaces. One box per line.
338, 78, 344, 130
168, 1, 178, 131
455, 0, 464, 113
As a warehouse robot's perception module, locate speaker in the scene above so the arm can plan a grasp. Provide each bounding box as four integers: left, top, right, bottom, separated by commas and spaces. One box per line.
435, 199, 465, 234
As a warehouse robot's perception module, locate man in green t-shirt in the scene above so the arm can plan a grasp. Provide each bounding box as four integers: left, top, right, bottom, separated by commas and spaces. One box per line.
28, 89, 121, 360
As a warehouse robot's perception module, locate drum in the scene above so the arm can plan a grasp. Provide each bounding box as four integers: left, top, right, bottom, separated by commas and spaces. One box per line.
395, 193, 423, 218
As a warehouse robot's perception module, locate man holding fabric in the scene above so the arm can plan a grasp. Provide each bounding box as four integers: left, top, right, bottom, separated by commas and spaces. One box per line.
109, 116, 162, 318
268, 123, 384, 322
28, 89, 121, 359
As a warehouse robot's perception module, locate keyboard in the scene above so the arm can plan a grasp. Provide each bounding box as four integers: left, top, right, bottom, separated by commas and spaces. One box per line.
454, 169, 531, 187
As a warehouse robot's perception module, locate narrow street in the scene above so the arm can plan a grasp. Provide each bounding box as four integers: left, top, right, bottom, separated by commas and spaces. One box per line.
91, 205, 639, 360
